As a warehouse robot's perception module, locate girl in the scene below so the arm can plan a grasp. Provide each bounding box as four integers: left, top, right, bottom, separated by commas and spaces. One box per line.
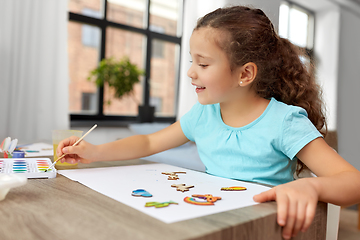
58, 6, 360, 239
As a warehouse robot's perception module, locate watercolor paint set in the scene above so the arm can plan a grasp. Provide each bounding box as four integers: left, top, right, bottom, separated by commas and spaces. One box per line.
0, 158, 56, 178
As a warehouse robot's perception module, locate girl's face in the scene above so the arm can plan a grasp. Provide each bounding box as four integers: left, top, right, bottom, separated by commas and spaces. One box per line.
187, 28, 241, 105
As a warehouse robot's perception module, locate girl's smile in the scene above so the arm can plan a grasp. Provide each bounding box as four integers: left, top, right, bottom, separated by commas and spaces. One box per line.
191, 83, 206, 93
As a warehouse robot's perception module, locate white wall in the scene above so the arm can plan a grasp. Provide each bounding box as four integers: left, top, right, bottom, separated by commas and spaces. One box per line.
313, 4, 340, 131
225, 0, 282, 27
337, 7, 360, 170
292, 2, 360, 171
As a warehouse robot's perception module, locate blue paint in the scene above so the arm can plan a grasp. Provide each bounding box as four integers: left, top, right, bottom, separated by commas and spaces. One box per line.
131, 189, 152, 197
13, 166, 27, 169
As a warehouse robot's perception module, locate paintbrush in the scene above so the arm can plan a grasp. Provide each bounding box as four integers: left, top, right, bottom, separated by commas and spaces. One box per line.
45, 124, 98, 172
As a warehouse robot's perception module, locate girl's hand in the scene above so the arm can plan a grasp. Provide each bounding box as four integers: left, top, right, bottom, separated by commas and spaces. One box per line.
56, 136, 97, 164
253, 178, 319, 239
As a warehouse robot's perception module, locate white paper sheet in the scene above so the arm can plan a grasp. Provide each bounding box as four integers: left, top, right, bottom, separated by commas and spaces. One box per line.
17, 143, 53, 157
58, 163, 271, 223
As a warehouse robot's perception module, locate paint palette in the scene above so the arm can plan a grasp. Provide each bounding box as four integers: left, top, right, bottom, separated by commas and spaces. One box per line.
0, 158, 56, 178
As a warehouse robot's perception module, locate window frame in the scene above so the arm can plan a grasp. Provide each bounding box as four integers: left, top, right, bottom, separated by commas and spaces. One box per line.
280, 1, 315, 69
69, 0, 183, 126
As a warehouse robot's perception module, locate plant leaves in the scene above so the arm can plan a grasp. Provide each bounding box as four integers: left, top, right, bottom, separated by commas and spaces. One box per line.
88, 56, 145, 102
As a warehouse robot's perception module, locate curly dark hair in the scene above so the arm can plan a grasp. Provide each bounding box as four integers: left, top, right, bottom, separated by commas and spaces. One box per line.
195, 6, 327, 172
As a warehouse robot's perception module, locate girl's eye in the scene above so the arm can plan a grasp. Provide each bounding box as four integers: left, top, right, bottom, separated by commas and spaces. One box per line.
199, 64, 208, 68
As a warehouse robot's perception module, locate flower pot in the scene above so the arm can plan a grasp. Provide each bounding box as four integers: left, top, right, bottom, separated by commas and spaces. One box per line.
138, 105, 155, 123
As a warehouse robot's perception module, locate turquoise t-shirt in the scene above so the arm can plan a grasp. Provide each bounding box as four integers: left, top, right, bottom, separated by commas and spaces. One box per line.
180, 98, 322, 186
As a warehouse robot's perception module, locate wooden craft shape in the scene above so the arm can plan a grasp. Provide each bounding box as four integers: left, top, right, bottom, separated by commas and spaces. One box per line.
145, 201, 178, 208
184, 194, 222, 206
192, 194, 222, 203
131, 189, 152, 197
221, 186, 247, 191
162, 171, 186, 180
171, 183, 194, 192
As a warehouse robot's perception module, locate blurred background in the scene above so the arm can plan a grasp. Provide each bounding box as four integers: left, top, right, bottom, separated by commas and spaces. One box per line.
1, 1, 360, 239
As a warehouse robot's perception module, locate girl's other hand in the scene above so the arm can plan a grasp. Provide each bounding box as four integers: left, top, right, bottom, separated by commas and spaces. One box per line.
56, 136, 97, 164
253, 178, 319, 239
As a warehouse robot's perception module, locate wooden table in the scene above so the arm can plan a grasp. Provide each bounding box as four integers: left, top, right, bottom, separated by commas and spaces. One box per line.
0, 158, 327, 240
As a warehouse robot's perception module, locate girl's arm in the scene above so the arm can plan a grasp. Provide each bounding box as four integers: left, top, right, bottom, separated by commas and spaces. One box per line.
297, 137, 360, 205
58, 121, 189, 163
254, 137, 360, 239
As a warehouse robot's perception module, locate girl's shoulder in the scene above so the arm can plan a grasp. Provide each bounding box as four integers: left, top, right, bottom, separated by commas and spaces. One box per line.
269, 98, 308, 118
269, 98, 318, 139
181, 102, 218, 125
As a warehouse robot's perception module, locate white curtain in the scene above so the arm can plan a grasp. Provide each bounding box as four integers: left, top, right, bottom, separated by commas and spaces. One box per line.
177, 0, 228, 120
0, 0, 69, 144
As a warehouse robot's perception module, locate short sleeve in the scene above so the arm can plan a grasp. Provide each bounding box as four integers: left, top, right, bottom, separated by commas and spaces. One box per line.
281, 107, 322, 160
180, 102, 203, 142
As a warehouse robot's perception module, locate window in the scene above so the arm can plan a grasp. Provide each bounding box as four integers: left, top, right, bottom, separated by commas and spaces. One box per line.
82, 92, 97, 112
68, 0, 183, 124
150, 96, 162, 113
152, 38, 165, 58
81, 9, 101, 48
82, 24, 101, 48
150, 25, 165, 58
279, 1, 314, 68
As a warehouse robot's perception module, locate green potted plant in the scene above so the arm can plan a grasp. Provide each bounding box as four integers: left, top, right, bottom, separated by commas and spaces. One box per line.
88, 57, 155, 122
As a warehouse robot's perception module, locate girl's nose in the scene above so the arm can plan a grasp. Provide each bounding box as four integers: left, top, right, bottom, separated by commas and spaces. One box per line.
187, 65, 196, 79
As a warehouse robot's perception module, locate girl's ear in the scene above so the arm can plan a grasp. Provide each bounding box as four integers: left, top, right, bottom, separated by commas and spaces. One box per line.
238, 62, 257, 86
